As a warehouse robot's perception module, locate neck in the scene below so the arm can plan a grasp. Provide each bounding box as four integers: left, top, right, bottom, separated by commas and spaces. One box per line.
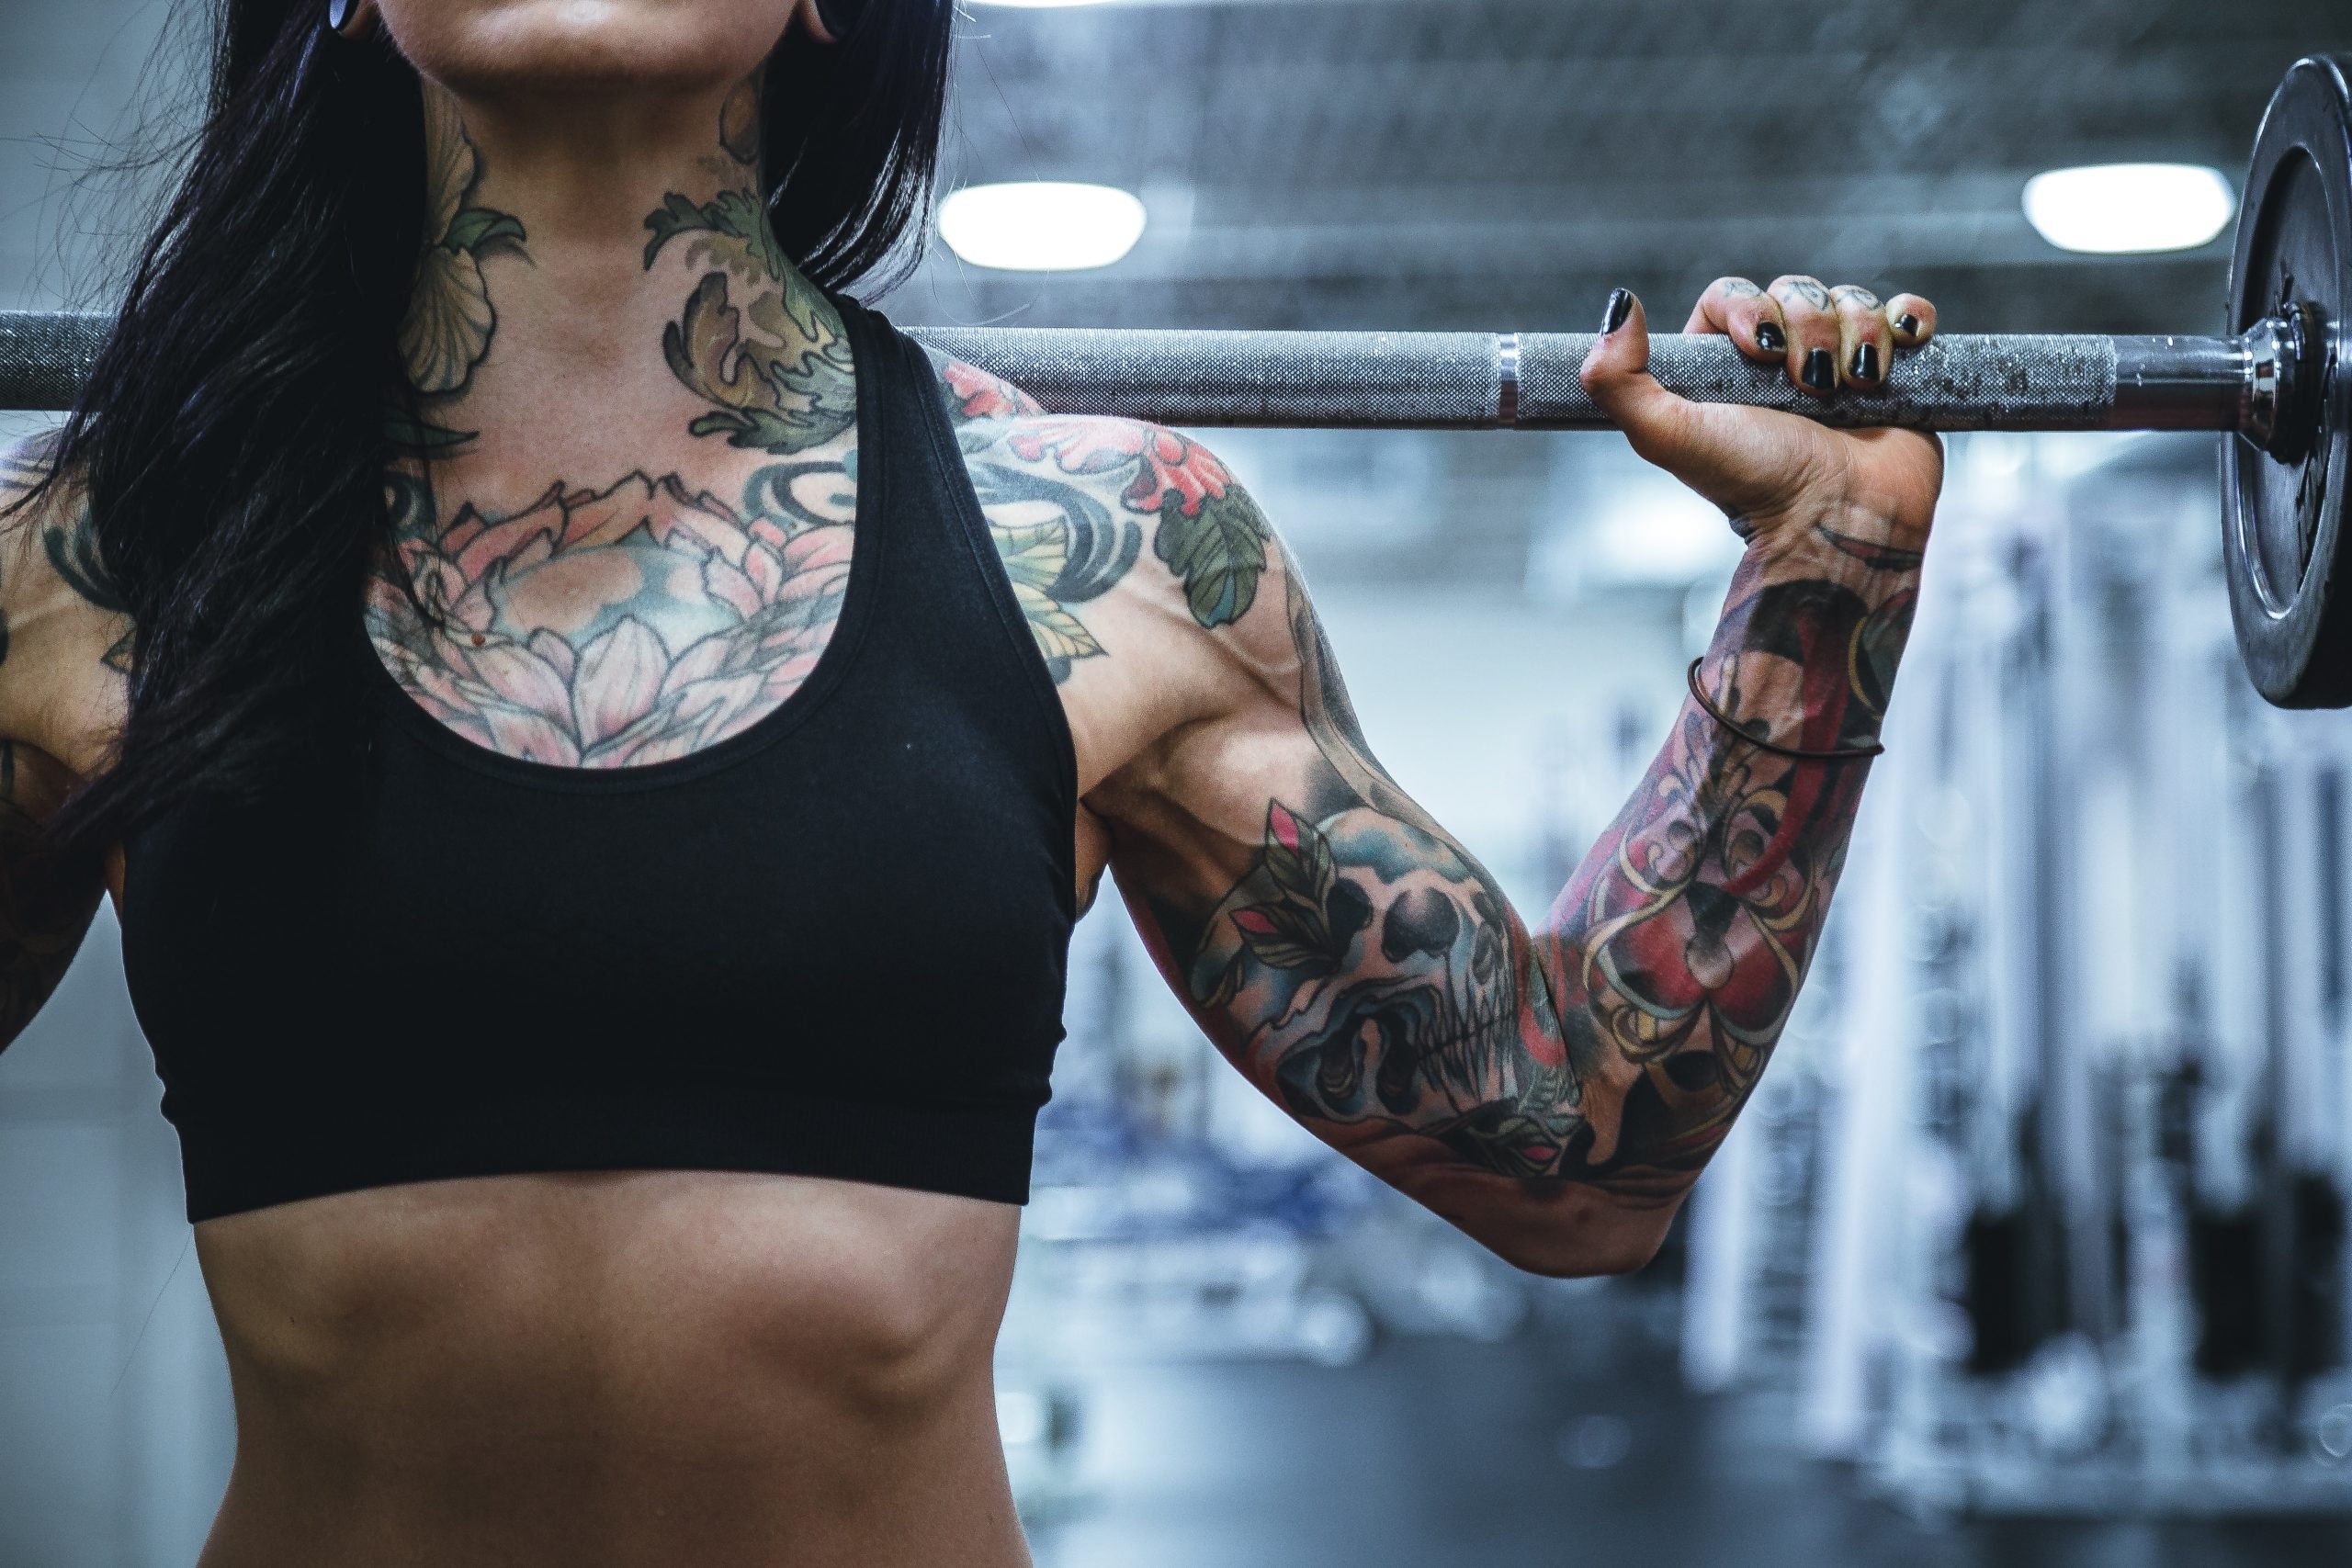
397, 77, 855, 502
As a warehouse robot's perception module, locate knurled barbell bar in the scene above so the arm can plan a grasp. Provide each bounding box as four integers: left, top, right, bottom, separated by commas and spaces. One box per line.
0, 57, 2345, 705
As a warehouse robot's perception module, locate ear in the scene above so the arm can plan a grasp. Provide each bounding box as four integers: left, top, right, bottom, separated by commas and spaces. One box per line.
802, 0, 863, 46
328, 0, 381, 39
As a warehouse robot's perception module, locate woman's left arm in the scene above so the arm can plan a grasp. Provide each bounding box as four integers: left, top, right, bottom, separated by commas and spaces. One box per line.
1066, 276, 1944, 1278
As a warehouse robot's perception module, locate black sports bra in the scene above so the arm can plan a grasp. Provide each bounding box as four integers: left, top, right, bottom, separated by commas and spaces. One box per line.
119, 299, 1080, 1223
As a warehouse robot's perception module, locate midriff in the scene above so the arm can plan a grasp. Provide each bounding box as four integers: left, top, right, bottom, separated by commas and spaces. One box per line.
188, 1169, 1029, 1568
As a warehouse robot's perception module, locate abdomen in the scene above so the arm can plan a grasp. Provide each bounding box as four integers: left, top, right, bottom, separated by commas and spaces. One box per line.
192, 1169, 1029, 1568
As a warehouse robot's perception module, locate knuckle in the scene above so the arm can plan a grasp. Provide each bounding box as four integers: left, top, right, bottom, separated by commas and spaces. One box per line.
1769, 275, 1835, 321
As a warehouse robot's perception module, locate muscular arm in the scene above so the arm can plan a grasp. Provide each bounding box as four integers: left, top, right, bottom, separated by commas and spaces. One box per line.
1126, 510, 1912, 1276
0, 441, 118, 1053
928, 342, 1922, 1275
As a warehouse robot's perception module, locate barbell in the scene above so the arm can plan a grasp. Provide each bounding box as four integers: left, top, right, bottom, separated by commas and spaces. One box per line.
0, 57, 2345, 705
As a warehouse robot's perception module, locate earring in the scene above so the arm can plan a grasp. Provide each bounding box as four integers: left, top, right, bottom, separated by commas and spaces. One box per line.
811, 0, 865, 43
325, 0, 379, 39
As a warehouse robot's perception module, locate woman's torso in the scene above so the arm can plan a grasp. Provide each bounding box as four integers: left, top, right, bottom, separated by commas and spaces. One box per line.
194, 1171, 1027, 1566
11, 299, 1196, 1565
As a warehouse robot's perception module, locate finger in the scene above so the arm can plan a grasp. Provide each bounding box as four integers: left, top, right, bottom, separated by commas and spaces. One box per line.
1767, 275, 1840, 397
1583, 287, 1815, 515
1580, 288, 1699, 470
1830, 284, 1893, 388
1683, 276, 1787, 363
1885, 292, 1937, 347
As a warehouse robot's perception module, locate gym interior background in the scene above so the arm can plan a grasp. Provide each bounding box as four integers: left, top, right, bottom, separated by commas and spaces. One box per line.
6, 0, 2352, 1562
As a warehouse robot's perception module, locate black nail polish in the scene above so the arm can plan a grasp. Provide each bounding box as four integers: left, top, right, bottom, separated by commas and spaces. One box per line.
1755, 321, 1785, 354
1895, 312, 1920, 337
1601, 288, 1634, 335
1850, 343, 1881, 382
1802, 348, 1835, 390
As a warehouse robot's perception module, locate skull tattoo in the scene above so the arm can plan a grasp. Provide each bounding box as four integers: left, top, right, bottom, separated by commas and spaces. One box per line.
1192, 804, 1576, 1177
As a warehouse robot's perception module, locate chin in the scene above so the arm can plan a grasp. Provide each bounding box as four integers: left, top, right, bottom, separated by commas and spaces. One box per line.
379, 0, 797, 94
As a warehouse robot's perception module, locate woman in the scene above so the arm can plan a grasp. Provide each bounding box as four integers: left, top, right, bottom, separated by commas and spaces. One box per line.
0, 0, 1943, 1561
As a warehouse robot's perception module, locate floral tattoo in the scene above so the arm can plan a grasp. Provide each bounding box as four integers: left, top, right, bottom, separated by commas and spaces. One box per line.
371, 77, 865, 769
927, 355, 1276, 682
396, 85, 526, 449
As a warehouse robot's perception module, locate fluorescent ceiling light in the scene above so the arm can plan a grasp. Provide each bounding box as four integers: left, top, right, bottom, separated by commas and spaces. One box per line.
938, 182, 1148, 272
2020, 163, 2235, 254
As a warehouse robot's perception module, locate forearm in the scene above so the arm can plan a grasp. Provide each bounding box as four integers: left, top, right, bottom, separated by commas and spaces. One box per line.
1529, 504, 1920, 1205
1098, 427, 1926, 1273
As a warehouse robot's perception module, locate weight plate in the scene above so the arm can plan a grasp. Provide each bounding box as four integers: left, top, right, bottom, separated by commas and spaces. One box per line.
2224, 54, 2352, 707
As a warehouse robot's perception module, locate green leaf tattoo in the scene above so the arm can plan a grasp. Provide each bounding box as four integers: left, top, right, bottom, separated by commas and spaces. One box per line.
642, 189, 787, 282
661, 273, 856, 454
443, 207, 526, 255
646, 186, 856, 458
992, 418, 1269, 634
1154, 486, 1271, 629
401, 86, 526, 399
992, 518, 1104, 666
1229, 804, 1365, 976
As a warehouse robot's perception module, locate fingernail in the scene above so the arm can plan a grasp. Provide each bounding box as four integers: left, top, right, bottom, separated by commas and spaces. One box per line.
1802, 348, 1835, 390
1850, 343, 1881, 382
1895, 312, 1920, 337
1755, 321, 1785, 354
1601, 288, 1634, 335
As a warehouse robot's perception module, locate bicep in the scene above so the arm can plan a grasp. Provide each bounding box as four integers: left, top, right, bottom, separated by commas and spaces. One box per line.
1095, 539, 1581, 1183
1076, 446, 1683, 1273
928, 389, 1638, 1213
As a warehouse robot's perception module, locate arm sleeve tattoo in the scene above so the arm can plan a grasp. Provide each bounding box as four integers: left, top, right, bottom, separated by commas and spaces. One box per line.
908, 365, 1916, 1247
1114, 472, 1920, 1241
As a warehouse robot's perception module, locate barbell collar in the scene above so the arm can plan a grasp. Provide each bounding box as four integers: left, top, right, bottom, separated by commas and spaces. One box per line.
0, 308, 2292, 439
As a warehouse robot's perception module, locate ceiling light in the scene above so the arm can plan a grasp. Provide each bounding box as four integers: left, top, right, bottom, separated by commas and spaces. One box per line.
967, 0, 1114, 6
2020, 163, 2236, 254
938, 182, 1148, 272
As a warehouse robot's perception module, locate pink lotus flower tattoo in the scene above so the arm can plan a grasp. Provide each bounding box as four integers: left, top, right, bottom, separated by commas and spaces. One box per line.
368, 471, 852, 768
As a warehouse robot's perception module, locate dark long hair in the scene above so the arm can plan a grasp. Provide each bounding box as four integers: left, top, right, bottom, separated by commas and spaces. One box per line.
31, 0, 952, 856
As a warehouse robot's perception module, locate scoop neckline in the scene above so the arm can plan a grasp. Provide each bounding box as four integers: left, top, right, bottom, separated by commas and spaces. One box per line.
356, 301, 887, 795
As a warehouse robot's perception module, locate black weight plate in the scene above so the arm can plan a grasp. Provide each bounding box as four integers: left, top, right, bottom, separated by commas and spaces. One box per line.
2225, 55, 2352, 707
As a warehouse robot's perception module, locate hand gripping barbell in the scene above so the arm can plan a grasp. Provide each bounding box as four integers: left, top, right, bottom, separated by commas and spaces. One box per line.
0, 58, 2345, 704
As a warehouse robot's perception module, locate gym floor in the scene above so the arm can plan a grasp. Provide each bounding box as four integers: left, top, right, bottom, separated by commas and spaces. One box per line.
1024, 1316, 2352, 1568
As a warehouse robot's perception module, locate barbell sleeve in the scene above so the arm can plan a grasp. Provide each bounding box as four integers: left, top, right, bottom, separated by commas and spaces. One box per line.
0, 309, 2263, 436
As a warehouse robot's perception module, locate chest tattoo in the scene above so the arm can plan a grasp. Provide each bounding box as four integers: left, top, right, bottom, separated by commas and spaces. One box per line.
369, 76, 861, 769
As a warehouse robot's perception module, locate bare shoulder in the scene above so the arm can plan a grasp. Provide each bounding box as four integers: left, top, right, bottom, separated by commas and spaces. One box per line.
0, 431, 132, 766
920, 351, 1295, 714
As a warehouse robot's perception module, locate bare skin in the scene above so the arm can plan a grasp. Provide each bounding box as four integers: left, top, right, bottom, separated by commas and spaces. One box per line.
0, 1, 1945, 1562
